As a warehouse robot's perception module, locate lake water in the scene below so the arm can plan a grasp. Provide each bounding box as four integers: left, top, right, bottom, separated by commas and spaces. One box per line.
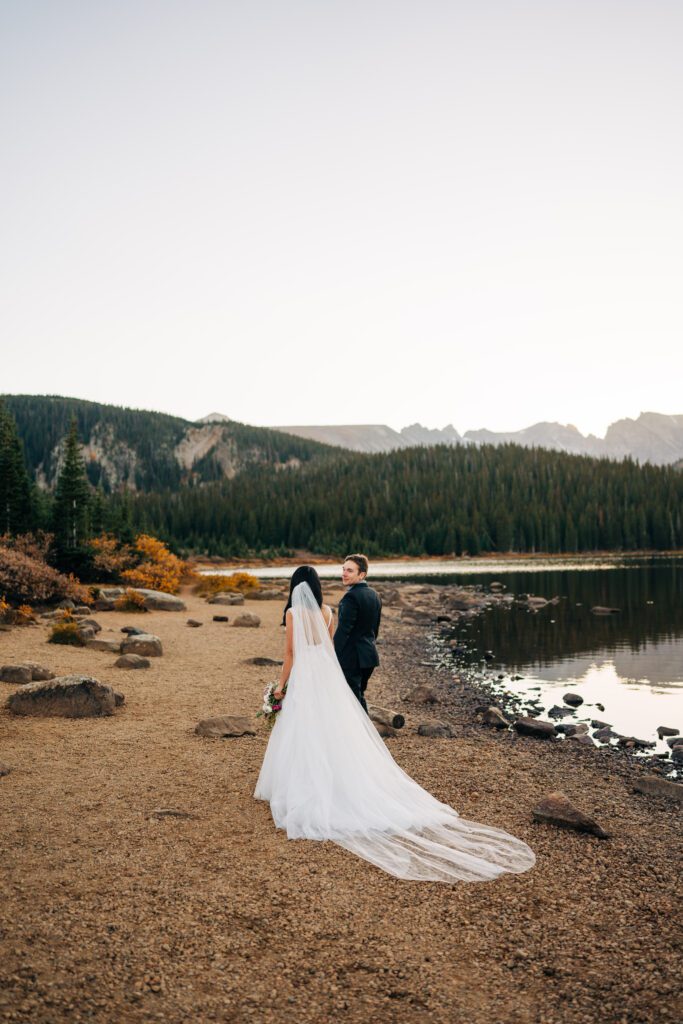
202, 556, 683, 759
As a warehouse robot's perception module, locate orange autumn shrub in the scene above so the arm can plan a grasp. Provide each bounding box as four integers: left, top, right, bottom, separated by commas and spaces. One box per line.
113, 589, 148, 612
121, 535, 187, 594
91, 534, 135, 576
15, 604, 36, 625
0, 536, 90, 605
193, 571, 260, 597
49, 619, 85, 646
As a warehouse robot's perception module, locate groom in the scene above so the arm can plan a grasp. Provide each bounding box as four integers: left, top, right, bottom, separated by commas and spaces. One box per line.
334, 553, 382, 713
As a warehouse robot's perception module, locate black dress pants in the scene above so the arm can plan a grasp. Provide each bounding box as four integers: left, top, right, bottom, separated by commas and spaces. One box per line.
344, 666, 374, 714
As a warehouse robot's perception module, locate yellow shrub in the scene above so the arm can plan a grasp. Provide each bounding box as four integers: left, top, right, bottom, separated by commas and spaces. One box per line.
49, 620, 85, 646
0, 596, 10, 623
193, 572, 260, 597
91, 534, 135, 574
15, 604, 35, 625
121, 534, 186, 595
113, 589, 148, 612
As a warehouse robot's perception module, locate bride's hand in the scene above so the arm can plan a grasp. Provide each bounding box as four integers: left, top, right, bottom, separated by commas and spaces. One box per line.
273, 686, 285, 701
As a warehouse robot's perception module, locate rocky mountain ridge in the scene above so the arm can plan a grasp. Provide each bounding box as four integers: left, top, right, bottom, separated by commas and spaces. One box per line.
272, 412, 683, 466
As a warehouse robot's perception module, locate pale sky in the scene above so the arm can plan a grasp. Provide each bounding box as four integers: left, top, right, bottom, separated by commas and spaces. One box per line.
2, 1, 682, 437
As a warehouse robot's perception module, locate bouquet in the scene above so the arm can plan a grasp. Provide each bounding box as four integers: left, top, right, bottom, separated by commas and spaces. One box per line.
256, 681, 285, 729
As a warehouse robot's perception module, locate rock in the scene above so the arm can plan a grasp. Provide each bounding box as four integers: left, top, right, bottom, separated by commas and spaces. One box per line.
187, 619, 203, 627
594, 727, 618, 742
232, 614, 261, 628
591, 719, 612, 729
120, 633, 163, 657
114, 654, 151, 670
417, 721, 453, 738
147, 808, 197, 819
563, 692, 584, 707
657, 726, 679, 738
121, 626, 146, 635
666, 736, 683, 749
376, 586, 402, 605
213, 615, 229, 623
567, 733, 595, 747
591, 606, 620, 615
548, 704, 574, 718
77, 618, 102, 634
113, 690, 125, 707
195, 716, 256, 738
564, 723, 589, 737
618, 736, 656, 749
0, 665, 34, 685
7, 675, 118, 718
595, 702, 605, 712
514, 717, 557, 739
672, 746, 683, 763
403, 684, 438, 704
632, 774, 683, 803
374, 722, 397, 739
92, 597, 115, 611
248, 589, 285, 600
76, 625, 97, 641
247, 656, 283, 666
532, 791, 610, 839
481, 706, 509, 729
368, 705, 405, 729
208, 593, 245, 606
0, 762, 11, 777
85, 638, 122, 653
58, 599, 75, 610
23, 663, 55, 682
99, 587, 186, 611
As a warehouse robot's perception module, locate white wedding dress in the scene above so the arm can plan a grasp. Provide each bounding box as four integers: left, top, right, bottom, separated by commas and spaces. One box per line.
254, 582, 535, 883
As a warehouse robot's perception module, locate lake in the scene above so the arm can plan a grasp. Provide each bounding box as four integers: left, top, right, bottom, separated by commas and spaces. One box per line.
202, 555, 683, 759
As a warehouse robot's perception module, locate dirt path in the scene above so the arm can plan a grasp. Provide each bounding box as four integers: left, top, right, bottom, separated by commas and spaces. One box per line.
0, 587, 680, 1023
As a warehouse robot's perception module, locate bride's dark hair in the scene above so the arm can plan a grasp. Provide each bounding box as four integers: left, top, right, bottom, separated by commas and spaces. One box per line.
282, 565, 323, 625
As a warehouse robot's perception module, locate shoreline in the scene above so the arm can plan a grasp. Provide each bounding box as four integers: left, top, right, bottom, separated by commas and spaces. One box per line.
0, 582, 680, 1023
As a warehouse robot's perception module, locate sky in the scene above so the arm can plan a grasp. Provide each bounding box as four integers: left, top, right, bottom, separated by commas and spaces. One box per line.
2, 0, 682, 438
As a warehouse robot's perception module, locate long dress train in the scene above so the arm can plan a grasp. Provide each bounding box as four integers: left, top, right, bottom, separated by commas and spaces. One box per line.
254, 582, 535, 883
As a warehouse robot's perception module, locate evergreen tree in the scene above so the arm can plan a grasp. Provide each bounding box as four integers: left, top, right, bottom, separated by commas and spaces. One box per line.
52, 419, 92, 571
0, 400, 33, 535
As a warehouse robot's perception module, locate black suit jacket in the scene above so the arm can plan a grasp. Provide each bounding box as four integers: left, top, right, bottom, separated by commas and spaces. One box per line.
333, 581, 382, 673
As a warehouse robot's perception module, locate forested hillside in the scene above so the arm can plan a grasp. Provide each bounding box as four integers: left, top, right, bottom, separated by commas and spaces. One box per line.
126, 443, 683, 557
1, 395, 331, 491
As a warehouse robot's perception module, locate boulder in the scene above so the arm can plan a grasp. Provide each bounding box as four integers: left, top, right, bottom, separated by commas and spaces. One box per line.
22, 663, 55, 682
99, 587, 186, 612
92, 598, 115, 611
564, 723, 589, 737
417, 721, 453, 738
7, 675, 118, 718
121, 633, 163, 657
632, 775, 683, 803
532, 791, 610, 839
0, 665, 33, 685
208, 593, 245, 606
548, 705, 574, 718
114, 654, 151, 670
514, 717, 557, 739
76, 625, 97, 642
77, 618, 102, 634
187, 619, 203, 627
481, 706, 509, 729
195, 716, 256, 738
232, 614, 261, 628
85, 638, 122, 653
594, 727, 618, 743
563, 692, 584, 707
657, 726, 679, 739
403, 685, 438, 704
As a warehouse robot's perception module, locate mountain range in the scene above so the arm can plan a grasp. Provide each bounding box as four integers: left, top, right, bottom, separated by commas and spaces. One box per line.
271, 413, 683, 466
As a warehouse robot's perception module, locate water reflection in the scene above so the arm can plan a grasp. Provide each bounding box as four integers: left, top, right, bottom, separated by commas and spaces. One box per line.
445, 564, 683, 754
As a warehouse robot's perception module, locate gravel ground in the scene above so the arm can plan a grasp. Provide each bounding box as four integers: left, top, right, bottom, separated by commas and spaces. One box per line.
0, 586, 681, 1024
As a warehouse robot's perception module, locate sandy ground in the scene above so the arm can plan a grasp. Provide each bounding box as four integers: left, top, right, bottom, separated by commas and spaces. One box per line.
0, 586, 681, 1024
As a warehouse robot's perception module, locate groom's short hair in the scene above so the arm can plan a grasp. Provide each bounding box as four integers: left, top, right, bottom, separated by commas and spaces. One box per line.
344, 553, 369, 575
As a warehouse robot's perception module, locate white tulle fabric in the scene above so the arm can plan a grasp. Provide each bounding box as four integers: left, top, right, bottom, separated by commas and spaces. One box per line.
254, 582, 535, 883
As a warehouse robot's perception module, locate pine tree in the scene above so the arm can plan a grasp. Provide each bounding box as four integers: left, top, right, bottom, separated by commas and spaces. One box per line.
0, 400, 33, 535
52, 419, 92, 571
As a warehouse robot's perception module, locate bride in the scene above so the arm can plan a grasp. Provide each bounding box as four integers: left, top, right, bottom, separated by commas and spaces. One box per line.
254, 565, 535, 883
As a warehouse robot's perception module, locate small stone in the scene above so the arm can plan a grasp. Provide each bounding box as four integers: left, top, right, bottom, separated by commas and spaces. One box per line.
532, 791, 610, 838
563, 692, 583, 707
208, 593, 245, 606
567, 733, 595, 746
114, 654, 151, 670
212, 615, 229, 622
232, 613, 261, 628
187, 619, 203, 627
591, 719, 612, 729
403, 684, 438, 704
513, 717, 557, 739
195, 716, 256, 738
147, 808, 197, 819
548, 705, 574, 718
247, 656, 283, 666
121, 633, 163, 657
481, 707, 509, 729
657, 726, 679, 738
417, 721, 453, 738
672, 746, 683, 763
77, 618, 102, 634
85, 638, 122, 653
666, 736, 683, 749
374, 722, 397, 739
0, 666, 33, 685
618, 736, 656, 750
121, 626, 146, 635
632, 774, 683, 803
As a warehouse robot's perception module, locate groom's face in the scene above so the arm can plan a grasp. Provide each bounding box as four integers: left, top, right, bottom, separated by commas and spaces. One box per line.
342, 560, 366, 586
